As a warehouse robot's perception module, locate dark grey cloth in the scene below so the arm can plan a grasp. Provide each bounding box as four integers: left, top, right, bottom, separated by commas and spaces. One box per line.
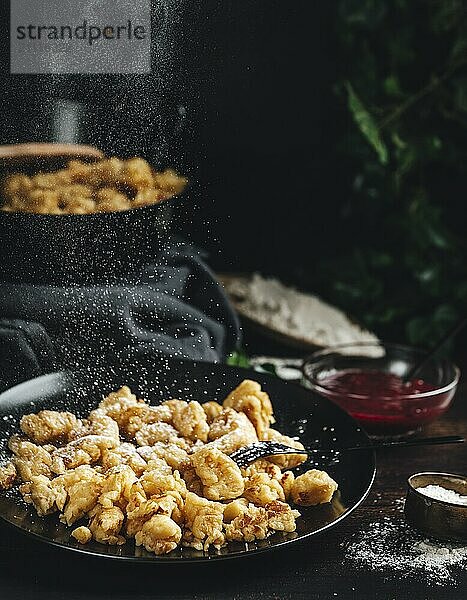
0, 242, 240, 391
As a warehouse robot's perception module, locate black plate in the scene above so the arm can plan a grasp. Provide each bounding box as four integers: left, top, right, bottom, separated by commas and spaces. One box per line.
0, 358, 376, 562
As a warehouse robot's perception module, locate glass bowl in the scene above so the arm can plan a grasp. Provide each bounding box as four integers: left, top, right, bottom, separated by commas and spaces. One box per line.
302, 342, 460, 437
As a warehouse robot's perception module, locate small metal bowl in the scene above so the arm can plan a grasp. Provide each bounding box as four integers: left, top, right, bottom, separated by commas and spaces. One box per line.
404, 472, 467, 542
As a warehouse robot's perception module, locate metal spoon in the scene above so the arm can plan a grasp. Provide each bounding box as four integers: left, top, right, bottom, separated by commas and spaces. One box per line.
403, 315, 467, 382
230, 435, 465, 468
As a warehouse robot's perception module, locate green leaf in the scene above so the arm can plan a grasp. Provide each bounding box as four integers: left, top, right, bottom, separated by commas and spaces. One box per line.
345, 82, 389, 165
226, 350, 250, 368
254, 363, 278, 376
391, 132, 407, 149
406, 305, 459, 349
406, 317, 431, 346
433, 304, 459, 329
384, 75, 402, 98
369, 252, 393, 268
424, 224, 451, 250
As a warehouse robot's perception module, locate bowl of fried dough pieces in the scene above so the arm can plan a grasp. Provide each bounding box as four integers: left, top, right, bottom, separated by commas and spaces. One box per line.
0, 150, 188, 283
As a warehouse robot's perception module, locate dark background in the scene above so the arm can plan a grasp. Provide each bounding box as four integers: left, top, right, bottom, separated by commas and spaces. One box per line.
0, 1, 338, 275
0, 1, 466, 348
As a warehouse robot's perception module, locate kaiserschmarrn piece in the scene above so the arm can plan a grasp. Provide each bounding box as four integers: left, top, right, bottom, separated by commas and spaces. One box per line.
134, 422, 183, 447
87, 409, 120, 443
21, 474, 59, 516
207, 409, 258, 454
1, 157, 187, 215
137, 443, 190, 472
139, 463, 186, 503
71, 525, 92, 544
170, 400, 209, 443
0, 461, 16, 490
8, 437, 53, 481
291, 469, 339, 506
191, 446, 244, 501
242, 472, 285, 506
51, 434, 118, 474
263, 428, 307, 469
20, 410, 83, 444
182, 491, 225, 551
88, 504, 125, 545
202, 401, 223, 423
1, 380, 339, 556
98, 465, 138, 509
98, 387, 179, 442
56, 465, 104, 525
224, 500, 299, 543
98, 386, 145, 432
223, 379, 275, 438
135, 514, 182, 555
101, 443, 147, 476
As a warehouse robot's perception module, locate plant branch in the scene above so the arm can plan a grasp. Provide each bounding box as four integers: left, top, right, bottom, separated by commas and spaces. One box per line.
379, 60, 467, 130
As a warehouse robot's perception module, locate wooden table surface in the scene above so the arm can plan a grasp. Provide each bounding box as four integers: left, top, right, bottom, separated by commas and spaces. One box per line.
0, 364, 466, 600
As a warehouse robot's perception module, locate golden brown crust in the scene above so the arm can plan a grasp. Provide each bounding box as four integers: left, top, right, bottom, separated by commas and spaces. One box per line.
242, 472, 285, 506
134, 514, 182, 555
191, 446, 244, 501
206, 408, 258, 454
1, 157, 187, 215
263, 429, 307, 469
0, 461, 16, 490
202, 401, 223, 423
224, 500, 300, 542
1, 382, 338, 556
88, 504, 126, 545
291, 470, 338, 506
71, 525, 92, 544
223, 379, 275, 439
182, 492, 225, 551
9, 438, 54, 481
20, 411, 83, 445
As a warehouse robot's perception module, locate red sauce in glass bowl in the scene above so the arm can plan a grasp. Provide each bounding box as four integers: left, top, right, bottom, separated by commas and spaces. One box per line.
319, 370, 436, 397
316, 369, 453, 436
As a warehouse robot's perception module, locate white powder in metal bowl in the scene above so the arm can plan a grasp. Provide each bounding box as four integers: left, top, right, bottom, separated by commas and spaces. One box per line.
416, 484, 467, 506
344, 517, 467, 586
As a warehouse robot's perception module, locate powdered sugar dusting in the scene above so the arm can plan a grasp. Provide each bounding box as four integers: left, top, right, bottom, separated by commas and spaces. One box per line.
344, 517, 467, 586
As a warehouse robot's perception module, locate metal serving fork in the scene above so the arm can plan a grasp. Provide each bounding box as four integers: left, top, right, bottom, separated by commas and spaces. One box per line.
229, 441, 308, 469
229, 435, 465, 469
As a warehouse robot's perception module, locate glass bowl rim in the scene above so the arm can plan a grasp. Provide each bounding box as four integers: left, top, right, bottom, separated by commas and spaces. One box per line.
302, 342, 460, 401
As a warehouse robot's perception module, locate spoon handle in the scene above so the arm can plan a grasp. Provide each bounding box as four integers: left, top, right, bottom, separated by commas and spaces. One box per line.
403, 315, 467, 382
0, 143, 104, 165
344, 435, 465, 452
